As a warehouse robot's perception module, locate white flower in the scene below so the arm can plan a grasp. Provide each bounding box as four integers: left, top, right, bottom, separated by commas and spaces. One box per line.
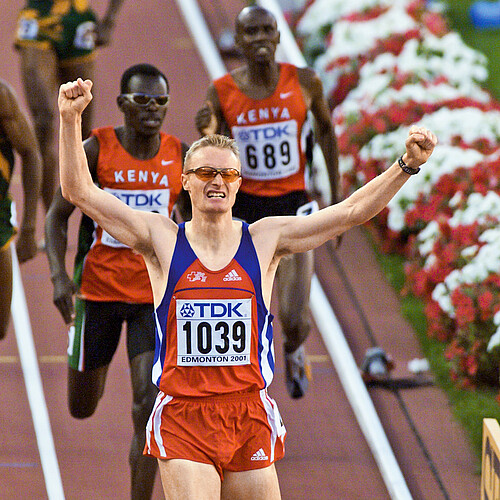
360, 33, 488, 85
487, 328, 500, 352
449, 191, 464, 208
449, 192, 500, 226
405, 107, 500, 146
488, 310, 500, 351
339, 154, 355, 176
386, 145, 484, 231
416, 220, 440, 258
416, 192, 500, 260
315, 4, 418, 68
334, 81, 492, 134
432, 227, 500, 317
432, 282, 455, 316
297, 0, 409, 36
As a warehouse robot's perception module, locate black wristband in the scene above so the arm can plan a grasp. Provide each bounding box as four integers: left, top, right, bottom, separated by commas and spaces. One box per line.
398, 155, 420, 175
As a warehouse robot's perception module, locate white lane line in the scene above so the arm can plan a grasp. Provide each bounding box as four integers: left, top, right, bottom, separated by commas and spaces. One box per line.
310, 276, 413, 500
11, 244, 65, 500
174, 0, 227, 79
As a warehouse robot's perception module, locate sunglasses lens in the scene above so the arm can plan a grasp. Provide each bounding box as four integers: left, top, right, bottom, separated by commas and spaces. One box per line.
221, 169, 240, 182
189, 167, 240, 182
196, 168, 217, 180
127, 94, 169, 106
156, 96, 169, 105
132, 94, 150, 105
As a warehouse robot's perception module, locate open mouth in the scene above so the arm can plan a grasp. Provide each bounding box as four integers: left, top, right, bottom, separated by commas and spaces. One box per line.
142, 116, 161, 126
207, 192, 226, 198
256, 46, 270, 55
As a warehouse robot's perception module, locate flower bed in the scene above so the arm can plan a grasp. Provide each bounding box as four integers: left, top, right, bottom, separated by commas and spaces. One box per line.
297, 0, 500, 393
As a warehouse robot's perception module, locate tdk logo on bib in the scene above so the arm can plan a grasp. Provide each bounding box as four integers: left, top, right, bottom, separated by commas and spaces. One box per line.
103, 187, 169, 215
236, 123, 292, 142
179, 303, 195, 318
178, 300, 249, 319
118, 192, 162, 207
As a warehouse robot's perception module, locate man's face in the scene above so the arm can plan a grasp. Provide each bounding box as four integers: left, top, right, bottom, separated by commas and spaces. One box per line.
182, 146, 242, 215
235, 9, 280, 64
118, 74, 169, 136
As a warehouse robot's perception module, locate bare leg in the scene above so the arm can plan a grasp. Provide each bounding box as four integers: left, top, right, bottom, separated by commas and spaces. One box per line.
276, 251, 313, 398
67, 364, 108, 418
222, 465, 281, 500
0, 246, 13, 340
158, 458, 221, 500
276, 251, 313, 353
17, 46, 58, 212
129, 351, 158, 500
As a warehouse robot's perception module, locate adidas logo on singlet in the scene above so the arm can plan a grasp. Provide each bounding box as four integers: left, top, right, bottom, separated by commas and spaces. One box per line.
223, 269, 242, 281
251, 448, 269, 461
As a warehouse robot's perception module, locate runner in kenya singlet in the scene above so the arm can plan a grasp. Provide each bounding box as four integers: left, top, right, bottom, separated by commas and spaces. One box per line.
151, 222, 275, 397
75, 126, 183, 303
213, 62, 309, 197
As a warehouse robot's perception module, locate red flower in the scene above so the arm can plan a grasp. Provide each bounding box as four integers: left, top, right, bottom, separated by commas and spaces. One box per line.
466, 355, 478, 376
422, 12, 449, 37
451, 289, 476, 327
478, 290, 495, 321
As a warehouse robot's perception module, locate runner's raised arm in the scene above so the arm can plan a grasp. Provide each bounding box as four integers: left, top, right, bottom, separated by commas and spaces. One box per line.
58, 78, 154, 254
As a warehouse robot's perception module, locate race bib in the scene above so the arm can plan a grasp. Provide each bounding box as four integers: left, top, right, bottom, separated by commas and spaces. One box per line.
176, 298, 252, 366
73, 21, 96, 50
232, 120, 300, 180
17, 17, 39, 40
101, 187, 170, 248
296, 200, 319, 216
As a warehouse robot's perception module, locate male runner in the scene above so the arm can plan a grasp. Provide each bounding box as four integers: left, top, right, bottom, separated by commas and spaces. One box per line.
45, 64, 188, 500
0, 78, 41, 341
195, 5, 340, 398
15, 0, 125, 210
58, 76, 436, 499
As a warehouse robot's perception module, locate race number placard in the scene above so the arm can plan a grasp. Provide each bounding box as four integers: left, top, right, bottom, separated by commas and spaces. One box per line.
101, 187, 170, 248
232, 120, 300, 180
176, 298, 252, 366
74, 21, 97, 50
17, 16, 39, 40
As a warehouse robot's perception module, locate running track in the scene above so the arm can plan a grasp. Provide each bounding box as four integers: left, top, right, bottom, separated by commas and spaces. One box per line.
0, 1, 481, 498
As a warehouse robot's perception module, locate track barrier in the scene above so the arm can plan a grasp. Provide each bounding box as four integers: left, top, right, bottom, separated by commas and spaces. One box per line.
481, 418, 500, 500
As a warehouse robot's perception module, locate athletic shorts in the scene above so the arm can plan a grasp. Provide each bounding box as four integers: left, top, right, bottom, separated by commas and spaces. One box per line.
144, 389, 287, 479
232, 190, 310, 223
0, 196, 16, 250
14, 1, 97, 65
68, 299, 155, 371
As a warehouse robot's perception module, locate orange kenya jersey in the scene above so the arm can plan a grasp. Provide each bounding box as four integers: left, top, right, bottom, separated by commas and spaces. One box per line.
214, 63, 308, 196
79, 127, 183, 303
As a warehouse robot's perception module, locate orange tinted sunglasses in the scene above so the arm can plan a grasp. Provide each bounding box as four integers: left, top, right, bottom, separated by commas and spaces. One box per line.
185, 166, 241, 182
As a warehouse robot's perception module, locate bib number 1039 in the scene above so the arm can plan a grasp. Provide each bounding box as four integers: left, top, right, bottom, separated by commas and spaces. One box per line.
176, 299, 252, 366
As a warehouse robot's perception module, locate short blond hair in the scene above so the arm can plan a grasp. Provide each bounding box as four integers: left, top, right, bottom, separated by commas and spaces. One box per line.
184, 134, 240, 170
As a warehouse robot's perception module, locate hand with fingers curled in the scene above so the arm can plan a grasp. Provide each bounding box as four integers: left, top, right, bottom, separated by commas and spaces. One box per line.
52, 273, 77, 325
58, 78, 94, 119
401, 126, 438, 171
195, 100, 218, 136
